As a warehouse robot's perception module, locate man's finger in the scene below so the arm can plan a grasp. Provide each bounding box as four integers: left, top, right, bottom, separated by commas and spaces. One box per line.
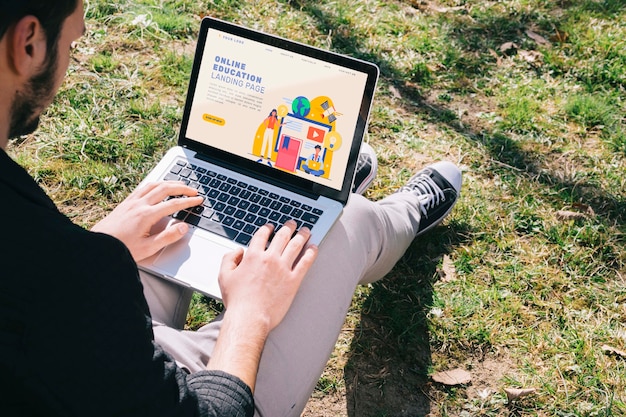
158, 195, 204, 216
248, 223, 274, 252
266, 220, 297, 254
143, 181, 199, 205
291, 244, 318, 276
281, 227, 312, 263
220, 248, 245, 273
137, 222, 189, 262
129, 181, 161, 200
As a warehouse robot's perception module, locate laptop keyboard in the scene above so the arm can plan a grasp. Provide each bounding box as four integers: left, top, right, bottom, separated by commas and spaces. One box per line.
163, 159, 324, 246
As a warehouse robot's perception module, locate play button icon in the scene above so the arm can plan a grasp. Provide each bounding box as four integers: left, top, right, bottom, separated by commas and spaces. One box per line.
307, 126, 325, 142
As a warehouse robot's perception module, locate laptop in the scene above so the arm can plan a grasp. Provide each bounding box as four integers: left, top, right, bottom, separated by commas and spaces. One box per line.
137, 16, 379, 299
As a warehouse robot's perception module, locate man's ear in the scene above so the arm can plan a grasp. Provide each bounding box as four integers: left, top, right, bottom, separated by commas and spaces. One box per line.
7, 16, 48, 77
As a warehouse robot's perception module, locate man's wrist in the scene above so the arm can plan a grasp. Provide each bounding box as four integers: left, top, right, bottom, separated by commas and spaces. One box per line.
206, 307, 271, 392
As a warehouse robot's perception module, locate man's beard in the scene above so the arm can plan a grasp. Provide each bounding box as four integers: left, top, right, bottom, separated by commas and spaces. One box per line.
8, 53, 58, 139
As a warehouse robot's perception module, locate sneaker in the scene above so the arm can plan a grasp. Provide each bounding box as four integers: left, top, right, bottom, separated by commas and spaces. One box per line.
398, 161, 462, 236
352, 142, 378, 194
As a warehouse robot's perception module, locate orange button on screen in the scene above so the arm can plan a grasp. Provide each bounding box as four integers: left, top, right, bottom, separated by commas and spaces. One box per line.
202, 114, 225, 126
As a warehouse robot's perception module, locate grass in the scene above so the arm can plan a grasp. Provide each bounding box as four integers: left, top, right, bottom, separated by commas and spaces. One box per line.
7, 0, 625, 415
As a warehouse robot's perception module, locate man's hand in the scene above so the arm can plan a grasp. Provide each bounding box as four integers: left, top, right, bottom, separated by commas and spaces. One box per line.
91, 181, 203, 262
207, 221, 318, 391
220, 220, 318, 330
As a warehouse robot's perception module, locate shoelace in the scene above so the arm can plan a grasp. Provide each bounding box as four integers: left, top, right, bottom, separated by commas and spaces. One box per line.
400, 171, 445, 217
356, 154, 370, 170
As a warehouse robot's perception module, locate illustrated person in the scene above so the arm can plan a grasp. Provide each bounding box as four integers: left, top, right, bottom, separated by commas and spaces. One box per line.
257, 108, 283, 167
303, 144, 325, 176
0, 1, 463, 416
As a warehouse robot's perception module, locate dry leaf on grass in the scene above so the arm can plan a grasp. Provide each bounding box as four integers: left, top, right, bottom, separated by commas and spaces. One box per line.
420, 1, 466, 13
499, 42, 518, 54
519, 50, 544, 64
556, 210, 588, 221
437, 255, 457, 283
504, 387, 536, 402
488, 48, 503, 66
431, 368, 471, 385
389, 85, 402, 99
556, 203, 595, 221
525, 29, 551, 46
601, 344, 626, 359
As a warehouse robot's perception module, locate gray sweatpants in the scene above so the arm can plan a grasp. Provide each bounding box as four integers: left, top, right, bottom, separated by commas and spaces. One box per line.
141, 192, 422, 416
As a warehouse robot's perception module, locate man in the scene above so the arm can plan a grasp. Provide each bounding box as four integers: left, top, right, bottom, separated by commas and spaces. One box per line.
0, 1, 462, 416
303, 144, 325, 176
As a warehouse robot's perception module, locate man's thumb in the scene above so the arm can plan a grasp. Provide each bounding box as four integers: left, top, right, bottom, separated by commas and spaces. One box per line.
154, 222, 189, 247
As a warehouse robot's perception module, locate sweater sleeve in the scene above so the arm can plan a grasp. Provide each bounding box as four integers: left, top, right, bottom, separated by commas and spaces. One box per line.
143, 342, 255, 417
188, 370, 255, 417
9, 226, 255, 417
77, 233, 256, 417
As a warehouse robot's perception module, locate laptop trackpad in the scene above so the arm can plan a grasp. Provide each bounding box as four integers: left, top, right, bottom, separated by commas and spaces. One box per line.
152, 232, 233, 298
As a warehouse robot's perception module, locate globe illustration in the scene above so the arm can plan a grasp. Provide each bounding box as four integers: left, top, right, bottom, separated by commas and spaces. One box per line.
292, 96, 311, 117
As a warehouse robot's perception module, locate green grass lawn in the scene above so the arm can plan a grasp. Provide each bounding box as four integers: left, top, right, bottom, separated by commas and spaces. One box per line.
8, 0, 625, 415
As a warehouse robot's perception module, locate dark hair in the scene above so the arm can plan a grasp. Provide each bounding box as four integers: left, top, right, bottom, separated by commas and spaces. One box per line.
0, 0, 79, 57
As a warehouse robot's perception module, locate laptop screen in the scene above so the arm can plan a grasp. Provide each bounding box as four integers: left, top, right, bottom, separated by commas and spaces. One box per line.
181, 18, 378, 197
